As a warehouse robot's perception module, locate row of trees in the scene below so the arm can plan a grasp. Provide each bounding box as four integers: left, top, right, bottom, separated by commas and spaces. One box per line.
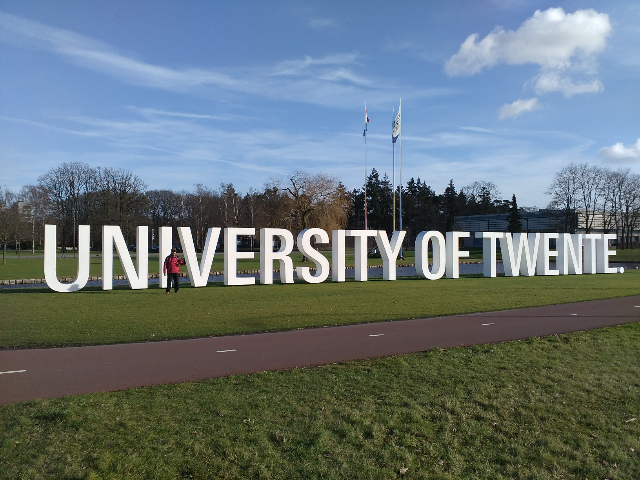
350, 170, 512, 243
0, 164, 353, 259
0, 162, 514, 258
1, 161, 638, 263
546, 163, 640, 248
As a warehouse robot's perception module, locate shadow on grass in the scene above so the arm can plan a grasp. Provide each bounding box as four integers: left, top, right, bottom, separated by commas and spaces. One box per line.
0, 273, 496, 296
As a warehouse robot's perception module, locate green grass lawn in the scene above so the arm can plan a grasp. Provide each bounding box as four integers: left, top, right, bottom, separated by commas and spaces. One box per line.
2, 270, 638, 349
1, 322, 639, 478
613, 248, 640, 262
0, 250, 421, 281
2, 246, 638, 281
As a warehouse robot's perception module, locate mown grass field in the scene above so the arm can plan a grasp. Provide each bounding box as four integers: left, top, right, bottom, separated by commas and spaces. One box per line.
2, 270, 638, 349
2, 246, 638, 281
2, 263, 639, 478
0, 250, 422, 281
1, 322, 639, 478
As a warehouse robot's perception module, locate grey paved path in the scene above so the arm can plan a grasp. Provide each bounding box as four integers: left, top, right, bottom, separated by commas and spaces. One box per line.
1, 296, 639, 405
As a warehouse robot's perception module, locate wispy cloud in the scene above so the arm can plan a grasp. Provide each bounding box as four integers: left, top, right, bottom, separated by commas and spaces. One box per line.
309, 18, 338, 29
0, 12, 446, 109
0, 108, 366, 187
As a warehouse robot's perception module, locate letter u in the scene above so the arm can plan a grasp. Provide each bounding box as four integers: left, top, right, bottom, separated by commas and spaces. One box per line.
44, 224, 91, 292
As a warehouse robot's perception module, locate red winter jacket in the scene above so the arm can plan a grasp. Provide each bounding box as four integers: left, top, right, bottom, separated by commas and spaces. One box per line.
163, 255, 186, 274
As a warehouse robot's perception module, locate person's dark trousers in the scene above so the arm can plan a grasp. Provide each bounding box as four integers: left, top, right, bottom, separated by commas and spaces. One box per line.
166, 273, 180, 293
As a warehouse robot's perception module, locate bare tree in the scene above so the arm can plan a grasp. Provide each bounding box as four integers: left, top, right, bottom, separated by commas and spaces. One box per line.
19, 184, 51, 252
0, 187, 17, 264
462, 181, 501, 201
219, 183, 241, 228
550, 165, 640, 247
258, 185, 291, 231
241, 188, 260, 250
546, 163, 580, 233
601, 167, 622, 237
38, 162, 94, 256
618, 171, 640, 249
184, 184, 221, 249
573, 164, 604, 233
275, 171, 346, 238
91, 167, 148, 244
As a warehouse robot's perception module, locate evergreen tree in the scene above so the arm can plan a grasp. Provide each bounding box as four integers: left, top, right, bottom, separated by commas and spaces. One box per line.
507, 194, 522, 232
365, 169, 393, 231
442, 179, 458, 231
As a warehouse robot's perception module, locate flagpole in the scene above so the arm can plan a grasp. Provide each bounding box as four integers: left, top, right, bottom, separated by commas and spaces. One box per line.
392, 106, 396, 233
364, 102, 368, 231
399, 98, 403, 258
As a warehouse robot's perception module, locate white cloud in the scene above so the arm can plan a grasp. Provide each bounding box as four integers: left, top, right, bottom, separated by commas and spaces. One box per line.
532, 71, 603, 97
445, 8, 610, 75
444, 7, 611, 105
498, 97, 540, 119
270, 53, 358, 76
598, 138, 640, 163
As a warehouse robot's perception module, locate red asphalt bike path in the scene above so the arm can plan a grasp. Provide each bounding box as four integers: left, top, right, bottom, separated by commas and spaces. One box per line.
1, 295, 639, 405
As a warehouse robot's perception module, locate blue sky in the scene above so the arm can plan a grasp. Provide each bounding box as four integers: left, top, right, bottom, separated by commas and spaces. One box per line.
1, 1, 638, 207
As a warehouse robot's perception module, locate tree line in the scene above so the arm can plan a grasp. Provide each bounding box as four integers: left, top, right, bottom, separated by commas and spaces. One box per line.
1, 160, 638, 263
546, 163, 640, 249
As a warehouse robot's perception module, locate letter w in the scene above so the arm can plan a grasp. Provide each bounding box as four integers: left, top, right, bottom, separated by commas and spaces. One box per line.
500, 233, 539, 277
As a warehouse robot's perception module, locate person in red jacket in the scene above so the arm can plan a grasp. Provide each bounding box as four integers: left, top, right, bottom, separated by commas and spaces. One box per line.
163, 248, 186, 294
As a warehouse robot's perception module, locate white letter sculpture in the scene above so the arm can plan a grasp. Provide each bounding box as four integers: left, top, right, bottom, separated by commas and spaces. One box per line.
375, 230, 406, 281
102, 226, 148, 290
346, 230, 378, 281
332, 230, 346, 282
260, 228, 294, 284
557, 233, 582, 275
415, 231, 446, 280
44, 224, 91, 293
476, 232, 504, 278
583, 234, 600, 274
536, 233, 559, 276
158, 226, 173, 289
224, 228, 255, 286
178, 227, 221, 287
296, 228, 330, 284
597, 234, 617, 274
446, 232, 470, 279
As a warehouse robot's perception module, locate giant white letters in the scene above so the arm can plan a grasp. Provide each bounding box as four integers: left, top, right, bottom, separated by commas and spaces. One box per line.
224, 228, 255, 286
345, 230, 378, 281
178, 227, 221, 287
158, 226, 173, 288
446, 232, 470, 279
44, 224, 91, 293
597, 234, 617, 274
415, 231, 446, 280
476, 232, 503, 278
583, 234, 599, 274
102, 226, 148, 290
332, 229, 346, 282
536, 233, 559, 276
557, 233, 582, 275
260, 228, 294, 284
296, 228, 330, 284
43, 225, 626, 293
375, 230, 406, 281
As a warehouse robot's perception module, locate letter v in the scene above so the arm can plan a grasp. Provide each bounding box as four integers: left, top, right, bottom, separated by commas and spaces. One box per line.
177, 227, 222, 287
